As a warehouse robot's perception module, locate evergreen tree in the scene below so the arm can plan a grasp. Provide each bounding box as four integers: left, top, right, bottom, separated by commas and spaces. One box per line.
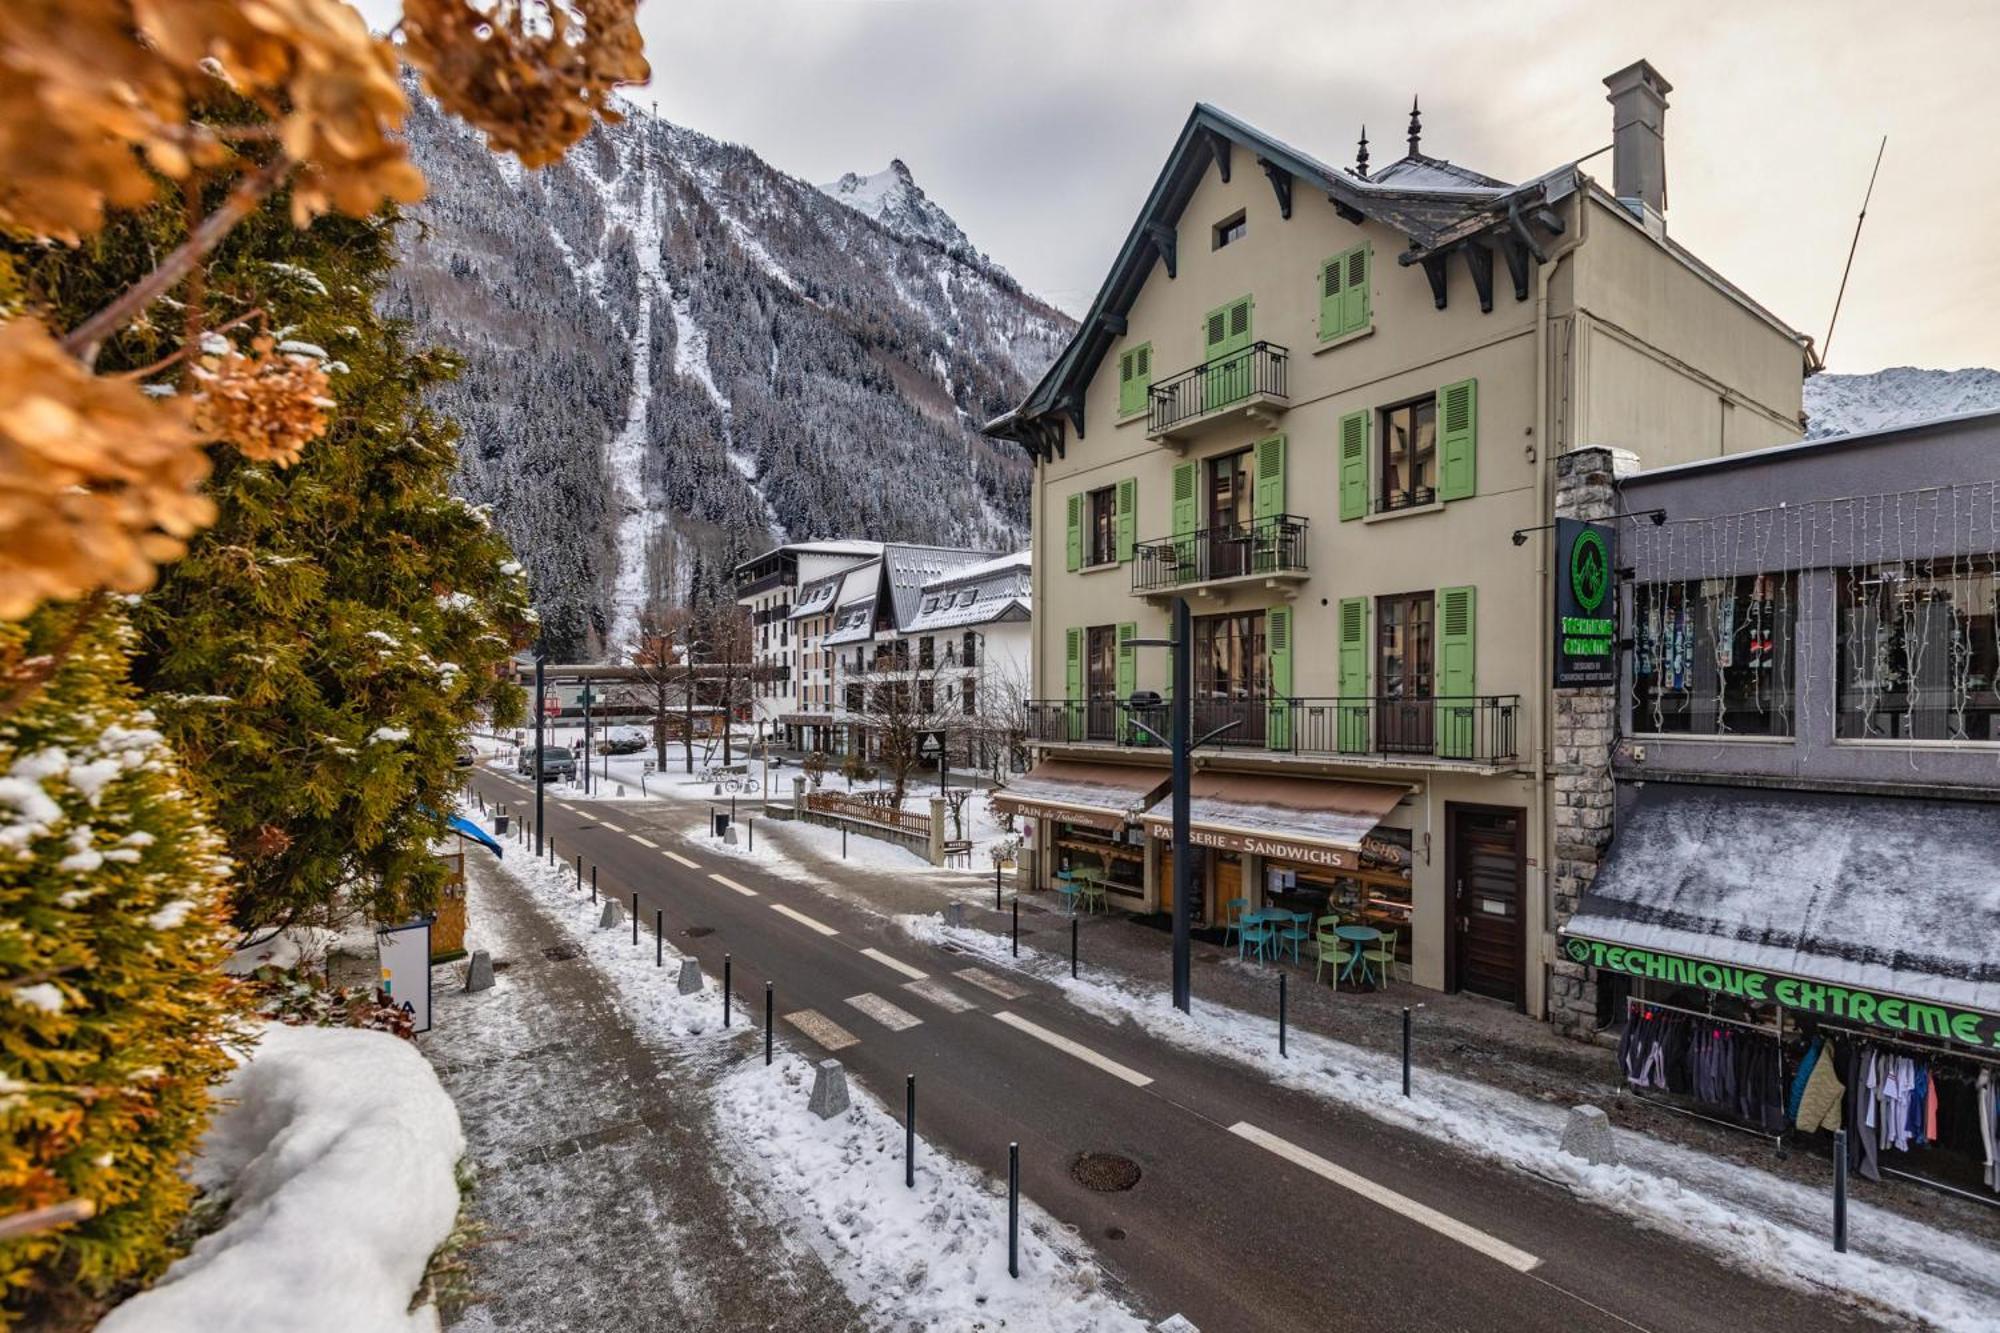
0, 605, 242, 1328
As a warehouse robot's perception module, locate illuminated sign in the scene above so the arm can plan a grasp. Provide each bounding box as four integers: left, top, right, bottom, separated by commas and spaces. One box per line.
1555, 518, 1617, 688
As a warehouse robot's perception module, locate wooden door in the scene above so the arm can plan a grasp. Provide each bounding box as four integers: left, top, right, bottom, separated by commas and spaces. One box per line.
1159, 845, 1220, 925
1448, 805, 1525, 1008
1213, 853, 1241, 927
1158, 845, 1176, 917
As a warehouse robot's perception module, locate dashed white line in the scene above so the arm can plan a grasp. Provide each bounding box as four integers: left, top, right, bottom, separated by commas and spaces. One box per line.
783, 1009, 858, 1051
992, 1012, 1153, 1087
858, 947, 927, 981
953, 966, 1027, 1001
629, 834, 660, 849
665, 851, 701, 869
1227, 1122, 1542, 1272
769, 903, 838, 936
844, 992, 922, 1032
708, 872, 755, 896
901, 978, 977, 1014
597, 820, 625, 833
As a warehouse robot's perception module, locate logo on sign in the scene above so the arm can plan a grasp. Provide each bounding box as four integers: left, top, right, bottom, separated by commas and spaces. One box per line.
1570, 528, 1609, 612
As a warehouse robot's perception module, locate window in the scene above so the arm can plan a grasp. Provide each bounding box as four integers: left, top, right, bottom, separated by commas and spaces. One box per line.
1087, 486, 1118, 566
1631, 575, 1795, 736
962, 677, 977, 716
1378, 397, 1438, 512
919, 636, 935, 669
962, 631, 978, 667
1193, 612, 1268, 699
918, 679, 935, 712
1212, 210, 1247, 249
1117, 344, 1152, 417
1837, 558, 2000, 741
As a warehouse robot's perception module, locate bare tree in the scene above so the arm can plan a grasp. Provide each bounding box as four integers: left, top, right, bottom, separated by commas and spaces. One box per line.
850, 646, 961, 807
969, 654, 1034, 784
620, 606, 694, 772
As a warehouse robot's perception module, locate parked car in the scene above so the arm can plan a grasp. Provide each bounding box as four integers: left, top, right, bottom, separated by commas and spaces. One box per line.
601, 726, 648, 756
455, 742, 478, 768
515, 745, 576, 780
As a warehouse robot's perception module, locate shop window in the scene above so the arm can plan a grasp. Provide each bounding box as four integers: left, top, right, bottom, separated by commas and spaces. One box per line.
1378, 396, 1438, 513
1632, 574, 1795, 737
1837, 557, 2000, 741
1264, 828, 1412, 963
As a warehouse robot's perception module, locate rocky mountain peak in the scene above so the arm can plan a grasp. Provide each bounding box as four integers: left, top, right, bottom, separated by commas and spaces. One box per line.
819, 158, 989, 271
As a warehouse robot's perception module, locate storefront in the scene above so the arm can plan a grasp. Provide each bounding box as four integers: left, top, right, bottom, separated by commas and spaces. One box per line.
1261, 828, 1414, 963
991, 761, 1169, 903
1565, 783, 2000, 1201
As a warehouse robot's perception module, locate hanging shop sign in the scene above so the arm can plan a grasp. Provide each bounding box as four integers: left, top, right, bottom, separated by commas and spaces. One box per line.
1554, 518, 1617, 688
1562, 935, 2000, 1052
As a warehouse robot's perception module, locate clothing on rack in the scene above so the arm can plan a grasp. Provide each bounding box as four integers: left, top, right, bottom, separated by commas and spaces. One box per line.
1795, 1038, 1844, 1134
1982, 1070, 1997, 1193
1620, 1002, 1784, 1131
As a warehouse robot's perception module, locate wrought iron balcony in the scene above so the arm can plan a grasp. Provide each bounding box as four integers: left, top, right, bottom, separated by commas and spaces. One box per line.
1025, 694, 1520, 766
1147, 342, 1289, 441
1131, 514, 1308, 596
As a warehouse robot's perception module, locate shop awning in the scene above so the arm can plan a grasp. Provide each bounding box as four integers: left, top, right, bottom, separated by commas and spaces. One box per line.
1140, 772, 1408, 870
990, 761, 1170, 831
1563, 783, 2000, 1049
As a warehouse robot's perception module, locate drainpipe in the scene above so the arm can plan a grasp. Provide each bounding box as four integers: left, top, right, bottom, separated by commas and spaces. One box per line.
1531, 183, 1588, 1019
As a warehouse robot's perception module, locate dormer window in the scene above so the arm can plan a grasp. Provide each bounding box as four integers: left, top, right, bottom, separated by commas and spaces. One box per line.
1213, 210, 1247, 250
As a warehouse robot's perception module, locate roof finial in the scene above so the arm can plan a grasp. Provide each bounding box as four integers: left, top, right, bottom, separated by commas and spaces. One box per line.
1355, 124, 1370, 179
1408, 95, 1422, 157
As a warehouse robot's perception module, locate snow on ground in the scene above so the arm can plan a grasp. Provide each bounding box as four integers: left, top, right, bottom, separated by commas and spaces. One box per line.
101, 1024, 463, 1333
478, 810, 1145, 1331
896, 914, 2000, 1332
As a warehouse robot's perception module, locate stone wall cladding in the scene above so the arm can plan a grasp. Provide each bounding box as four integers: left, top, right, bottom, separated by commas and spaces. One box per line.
1547, 446, 1635, 1036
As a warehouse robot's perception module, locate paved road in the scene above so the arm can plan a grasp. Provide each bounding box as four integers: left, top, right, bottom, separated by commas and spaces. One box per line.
471, 770, 1890, 1333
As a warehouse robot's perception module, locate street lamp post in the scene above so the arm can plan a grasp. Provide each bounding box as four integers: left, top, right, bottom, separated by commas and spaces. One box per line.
533, 653, 547, 856
579, 683, 595, 795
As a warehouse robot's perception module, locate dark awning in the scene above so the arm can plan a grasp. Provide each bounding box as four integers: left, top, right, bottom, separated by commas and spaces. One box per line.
991, 761, 1170, 831
1140, 772, 1408, 870
1563, 783, 2000, 1046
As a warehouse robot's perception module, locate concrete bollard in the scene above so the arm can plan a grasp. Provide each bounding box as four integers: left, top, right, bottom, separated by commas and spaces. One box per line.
1153, 1317, 1201, 1333
616, 784, 626, 798
723, 825, 738, 846
676, 957, 703, 995
807, 1059, 850, 1120
1560, 1105, 1617, 1165
945, 901, 966, 929
598, 899, 622, 929
464, 950, 495, 992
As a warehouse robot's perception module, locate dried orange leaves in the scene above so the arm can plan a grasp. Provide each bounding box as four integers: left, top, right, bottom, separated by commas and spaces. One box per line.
190, 336, 333, 467
0, 320, 214, 618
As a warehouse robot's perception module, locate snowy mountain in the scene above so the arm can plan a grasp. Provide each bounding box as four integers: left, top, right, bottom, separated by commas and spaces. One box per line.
385, 96, 1072, 659
820, 160, 988, 268
1802, 366, 2000, 439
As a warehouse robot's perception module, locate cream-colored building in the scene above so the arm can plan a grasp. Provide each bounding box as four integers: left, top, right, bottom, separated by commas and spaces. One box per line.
986, 62, 1813, 1018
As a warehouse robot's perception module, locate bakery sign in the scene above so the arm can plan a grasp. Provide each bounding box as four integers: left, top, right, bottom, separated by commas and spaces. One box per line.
1142, 817, 1358, 869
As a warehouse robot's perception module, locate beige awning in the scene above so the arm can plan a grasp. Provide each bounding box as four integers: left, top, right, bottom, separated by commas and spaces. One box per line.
1141, 772, 1408, 870
991, 761, 1170, 831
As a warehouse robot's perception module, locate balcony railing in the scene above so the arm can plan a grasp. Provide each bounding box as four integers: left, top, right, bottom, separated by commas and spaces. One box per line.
1025, 694, 1520, 765
1148, 342, 1288, 438
1131, 514, 1309, 594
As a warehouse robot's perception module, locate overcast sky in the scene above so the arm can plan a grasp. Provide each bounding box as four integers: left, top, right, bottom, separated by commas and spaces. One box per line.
361, 0, 1998, 373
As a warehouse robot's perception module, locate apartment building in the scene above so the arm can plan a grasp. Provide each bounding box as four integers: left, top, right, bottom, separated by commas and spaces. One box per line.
985, 61, 1812, 1017
733, 540, 883, 745
1551, 413, 2000, 1197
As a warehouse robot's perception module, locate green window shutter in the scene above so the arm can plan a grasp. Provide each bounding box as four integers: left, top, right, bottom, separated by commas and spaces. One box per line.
1118, 346, 1153, 417
1115, 477, 1137, 562
1336, 597, 1369, 753
1064, 626, 1084, 740
1438, 377, 1478, 501
1318, 256, 1344, 340
1065, 491, 1083, 571
1266, 606, 1293, 751
1253, 434, 1287, 522
1342, 245, 1370, 334
1203, 296, 1254, 408
1118, 350, 1136, 417
1171, 460, 1198, 573
1116, 621, 1140, 744
1436, 586, 1477, 758
1338, 410, 1369, 521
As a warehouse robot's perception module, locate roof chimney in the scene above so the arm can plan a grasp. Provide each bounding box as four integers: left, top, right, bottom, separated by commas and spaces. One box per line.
1603, 59, 1671, 223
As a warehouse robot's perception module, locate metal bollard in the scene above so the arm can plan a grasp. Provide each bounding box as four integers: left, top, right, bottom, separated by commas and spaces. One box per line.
747, 818, 754, 852
1070, 917, 1078, 979
655, 909, 663, 967
574, 853, 581, 889
1402, 1007, 1413, 1096
590, 865, 598, 903
630, 893, 638, 946
723, 954, 732, 1026
1279, 972, 1288, 1058
764, 983, 774, 1067
842, 825, 848, 859
1833, 1130, 1849, 1252
1011, 898, 1018, 957
1007, 1142, 1020, 1279
905, 1075, 916, 1189
995, 865, 1002, 911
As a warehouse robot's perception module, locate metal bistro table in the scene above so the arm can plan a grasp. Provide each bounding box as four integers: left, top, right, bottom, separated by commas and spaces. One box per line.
1334, 924, 1382, 988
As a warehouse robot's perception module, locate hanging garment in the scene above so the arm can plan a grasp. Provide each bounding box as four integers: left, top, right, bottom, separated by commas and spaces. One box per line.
1981, 1071, 1998, 1193
1787, 1037, 1822, 1124
1797, 1041, 1845, 1133
1926, 1074, 1939, 1145
1854, 1048, 1882, 1182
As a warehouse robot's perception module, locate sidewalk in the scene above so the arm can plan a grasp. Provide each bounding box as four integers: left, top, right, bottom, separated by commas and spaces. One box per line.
418, 854, 866, 1333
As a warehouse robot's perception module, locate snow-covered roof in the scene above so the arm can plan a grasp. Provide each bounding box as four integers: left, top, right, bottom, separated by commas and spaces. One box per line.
1566, 783, 2000, 1019
822, 598, 877, 647
881, 544, 1004, 630
904, 549, 1031, 632
790, 540, 885, 557
788, 572, 844, 620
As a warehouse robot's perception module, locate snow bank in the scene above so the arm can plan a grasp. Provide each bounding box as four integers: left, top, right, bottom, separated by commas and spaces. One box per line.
101, 1024, 464, 1333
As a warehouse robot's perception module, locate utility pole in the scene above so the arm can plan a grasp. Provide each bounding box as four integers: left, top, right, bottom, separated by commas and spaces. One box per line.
533, 654, 547, 856
580, 683, 595, 795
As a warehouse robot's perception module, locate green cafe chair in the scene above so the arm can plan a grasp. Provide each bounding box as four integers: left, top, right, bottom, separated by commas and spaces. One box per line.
1312, 916, 1346, 986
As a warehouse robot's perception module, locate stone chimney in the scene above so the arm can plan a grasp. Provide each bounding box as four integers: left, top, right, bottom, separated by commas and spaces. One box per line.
1603, 60, 1671, 224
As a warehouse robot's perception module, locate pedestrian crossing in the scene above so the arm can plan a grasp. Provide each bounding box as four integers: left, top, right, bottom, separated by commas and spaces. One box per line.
843, 992, 922, 1032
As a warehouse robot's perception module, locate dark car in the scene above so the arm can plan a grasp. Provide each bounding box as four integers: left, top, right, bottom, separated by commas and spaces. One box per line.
601, 727, 647, 756
455, 742, 478, 768
515, 745, 576, 781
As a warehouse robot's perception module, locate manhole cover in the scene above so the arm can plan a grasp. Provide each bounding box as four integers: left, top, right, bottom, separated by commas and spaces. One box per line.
684, 926, 715, 938
1070, 1152, 1141, 1192
542, 944, 582, 962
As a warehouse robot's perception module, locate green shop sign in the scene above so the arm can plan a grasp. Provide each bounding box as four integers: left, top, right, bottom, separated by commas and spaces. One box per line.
1564, 936, 2000, 1051
1554, 518, 1616, 688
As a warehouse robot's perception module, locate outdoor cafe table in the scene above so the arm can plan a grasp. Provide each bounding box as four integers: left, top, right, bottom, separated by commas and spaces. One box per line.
1333, 924, 1382, 987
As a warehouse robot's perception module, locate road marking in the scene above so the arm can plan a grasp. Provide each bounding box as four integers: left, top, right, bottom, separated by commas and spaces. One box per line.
770, 903, 838, 936
993, 1012, 1153, 1087
629, 835, 660, 848
1227, 1122, 1542, 1273
784, 1009, 858, 1051
708, 872, 755, 896
953, 966, 1027, 1001
663, 851, 700, 869
844, 993, 922, 1032
859, 948, 927, 981
597, 820, 625, 832
901, 978, 977, 1014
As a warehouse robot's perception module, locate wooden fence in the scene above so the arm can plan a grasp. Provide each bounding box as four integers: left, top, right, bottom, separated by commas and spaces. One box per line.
804, 789, 932, 840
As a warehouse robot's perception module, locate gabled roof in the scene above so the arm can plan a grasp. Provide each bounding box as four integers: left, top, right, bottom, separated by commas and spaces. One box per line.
983, 102, 1582, 457
881, 544, 1004, 630
905, 550, 1032, 632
